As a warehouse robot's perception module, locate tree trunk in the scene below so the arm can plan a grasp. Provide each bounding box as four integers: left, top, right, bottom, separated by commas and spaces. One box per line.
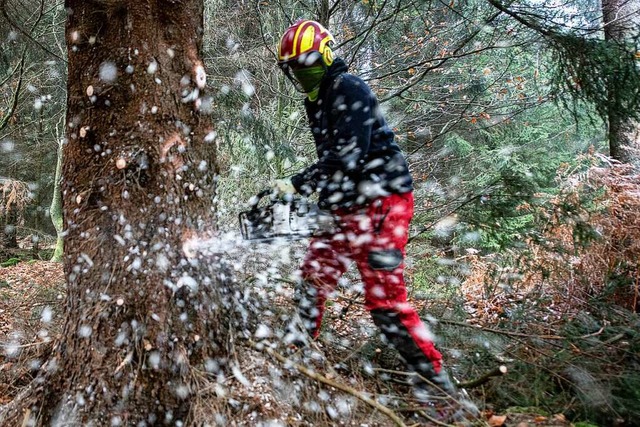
316, 0, 331, 27
1, 1, 240, 424
49, 138, 64, 262
602, 0, 640, 164
2, 204, 19, 249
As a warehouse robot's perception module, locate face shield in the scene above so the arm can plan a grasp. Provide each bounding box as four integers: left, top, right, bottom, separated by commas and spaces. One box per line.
278, 51, 327, 94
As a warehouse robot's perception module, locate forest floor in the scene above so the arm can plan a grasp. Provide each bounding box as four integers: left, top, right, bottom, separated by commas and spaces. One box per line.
0, 260, 596, 426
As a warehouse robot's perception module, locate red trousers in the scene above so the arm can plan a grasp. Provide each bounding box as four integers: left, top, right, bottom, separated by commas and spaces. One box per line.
298, 192, 443, 374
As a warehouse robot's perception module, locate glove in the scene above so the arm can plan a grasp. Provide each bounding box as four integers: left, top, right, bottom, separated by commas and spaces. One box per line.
273, 178, 297, 195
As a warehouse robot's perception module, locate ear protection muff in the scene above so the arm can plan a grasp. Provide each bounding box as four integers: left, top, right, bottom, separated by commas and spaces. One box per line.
323, 46, 334, 67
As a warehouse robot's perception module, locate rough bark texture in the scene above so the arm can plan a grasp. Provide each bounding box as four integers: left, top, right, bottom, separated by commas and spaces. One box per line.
1, 1, 238, 425
602, 0, 640, 164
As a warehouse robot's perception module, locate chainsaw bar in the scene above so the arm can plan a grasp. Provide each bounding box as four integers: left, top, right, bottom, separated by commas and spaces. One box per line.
239, 190, 324, 242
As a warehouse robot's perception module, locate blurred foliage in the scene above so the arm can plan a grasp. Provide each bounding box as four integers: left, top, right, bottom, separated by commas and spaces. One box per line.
552, 34, 640, 123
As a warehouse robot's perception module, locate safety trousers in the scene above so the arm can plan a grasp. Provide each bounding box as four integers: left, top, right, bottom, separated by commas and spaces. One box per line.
297, 192, 444, 375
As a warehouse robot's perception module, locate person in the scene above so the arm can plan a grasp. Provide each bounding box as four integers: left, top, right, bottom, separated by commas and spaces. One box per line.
273, 19, 457, 399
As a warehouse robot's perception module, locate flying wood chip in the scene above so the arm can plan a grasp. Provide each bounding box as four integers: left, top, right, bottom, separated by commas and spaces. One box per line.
115, 158, 127, 169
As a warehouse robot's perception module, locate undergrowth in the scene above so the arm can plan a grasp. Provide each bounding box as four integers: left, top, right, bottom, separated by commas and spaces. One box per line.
425, 159, 640, 425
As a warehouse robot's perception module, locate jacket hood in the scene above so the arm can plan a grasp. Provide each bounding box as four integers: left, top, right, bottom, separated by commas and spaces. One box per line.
327, 57, 349, 78
320, 57, 349, 90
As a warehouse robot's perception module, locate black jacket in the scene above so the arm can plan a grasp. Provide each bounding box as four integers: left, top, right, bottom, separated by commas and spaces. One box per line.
290, 58, 413, 210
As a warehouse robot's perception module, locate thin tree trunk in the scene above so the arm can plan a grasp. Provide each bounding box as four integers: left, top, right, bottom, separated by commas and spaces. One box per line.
316, 0, 331, 27
49, 138, 63, 262
3, 205, 18, 249
602, 0, 640, 164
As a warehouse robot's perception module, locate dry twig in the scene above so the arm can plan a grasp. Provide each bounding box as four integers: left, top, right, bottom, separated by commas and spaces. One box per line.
457, 365, 508, 389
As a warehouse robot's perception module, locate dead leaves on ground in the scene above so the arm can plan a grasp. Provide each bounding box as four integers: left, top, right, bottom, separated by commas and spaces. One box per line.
0, 261, 65, 340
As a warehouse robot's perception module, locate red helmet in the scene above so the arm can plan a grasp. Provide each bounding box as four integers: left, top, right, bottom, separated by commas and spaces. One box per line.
277, 20, 335, 67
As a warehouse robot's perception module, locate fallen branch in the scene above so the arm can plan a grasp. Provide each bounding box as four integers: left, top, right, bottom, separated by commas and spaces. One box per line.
440, 319, 621, 344
249, 340, 408, 427
439, 319, 564, 340
457, 365, 508, 389
579, 326, 604, 339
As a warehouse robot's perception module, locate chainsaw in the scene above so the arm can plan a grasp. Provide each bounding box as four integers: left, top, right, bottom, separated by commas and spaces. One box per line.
239, 189, 333, 242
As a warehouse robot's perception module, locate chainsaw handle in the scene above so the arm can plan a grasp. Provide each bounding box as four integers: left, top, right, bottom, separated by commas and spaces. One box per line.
248, 189, 274, 208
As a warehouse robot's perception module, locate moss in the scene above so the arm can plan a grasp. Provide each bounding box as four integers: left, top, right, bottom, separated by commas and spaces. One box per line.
1, 257, 21, 268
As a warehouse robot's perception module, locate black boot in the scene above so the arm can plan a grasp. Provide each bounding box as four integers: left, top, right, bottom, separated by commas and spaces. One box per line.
371, 309, 455, 394
284, 281, 320, 348
412, 365, 458, 397
413, 368, 480, 423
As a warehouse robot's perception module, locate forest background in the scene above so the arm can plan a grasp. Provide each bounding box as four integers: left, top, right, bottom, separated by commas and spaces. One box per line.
0, 0, 639, 426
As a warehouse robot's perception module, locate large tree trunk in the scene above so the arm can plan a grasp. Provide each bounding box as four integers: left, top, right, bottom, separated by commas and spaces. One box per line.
602, 0, 640, 164
1, 1, 240, 424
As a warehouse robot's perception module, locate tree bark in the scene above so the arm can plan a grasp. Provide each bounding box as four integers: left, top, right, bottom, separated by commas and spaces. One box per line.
2, 204, 19, 249
1, 1, 238, 424
602, 0, 640, 164
316, 0, 331, 28
49, 138, 64, 262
